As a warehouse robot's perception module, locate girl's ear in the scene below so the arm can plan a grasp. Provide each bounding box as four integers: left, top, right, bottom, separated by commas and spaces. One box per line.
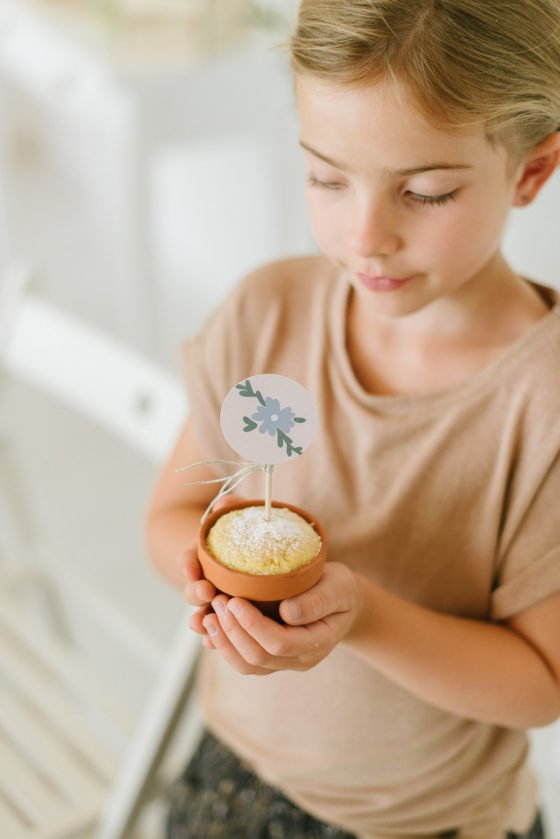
513, 131, 560, 207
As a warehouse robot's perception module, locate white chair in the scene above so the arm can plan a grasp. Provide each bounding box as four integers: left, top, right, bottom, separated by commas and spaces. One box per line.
0, 263, 202, 839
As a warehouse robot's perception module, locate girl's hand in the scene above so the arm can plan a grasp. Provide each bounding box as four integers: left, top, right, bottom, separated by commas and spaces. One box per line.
200, 562, 363, 675
182, 545, 217, 649
181, 496, 239, 649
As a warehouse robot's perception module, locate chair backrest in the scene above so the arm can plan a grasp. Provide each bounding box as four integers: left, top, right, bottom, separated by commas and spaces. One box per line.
2, 278, 185, 463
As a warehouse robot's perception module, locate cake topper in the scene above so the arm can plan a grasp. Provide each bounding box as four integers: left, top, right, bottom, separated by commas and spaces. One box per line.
177, 374, 318, 522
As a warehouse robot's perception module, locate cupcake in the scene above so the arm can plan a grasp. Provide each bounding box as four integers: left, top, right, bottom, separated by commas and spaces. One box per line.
198, 499, 327, 606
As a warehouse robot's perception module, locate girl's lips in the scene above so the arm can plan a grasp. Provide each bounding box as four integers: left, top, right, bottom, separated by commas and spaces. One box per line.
357, 273, 415, 292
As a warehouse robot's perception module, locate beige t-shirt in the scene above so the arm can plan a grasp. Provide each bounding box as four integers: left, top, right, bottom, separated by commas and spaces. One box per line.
180, 256, 560, 839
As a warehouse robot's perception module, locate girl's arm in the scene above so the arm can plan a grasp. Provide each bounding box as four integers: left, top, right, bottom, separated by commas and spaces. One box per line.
201, 563, 560, 729
342, 574, 560, 729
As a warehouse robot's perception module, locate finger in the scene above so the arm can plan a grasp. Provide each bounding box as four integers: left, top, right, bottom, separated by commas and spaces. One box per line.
189, 605, 212, 634
224, 598, 305, 661
212, 595, 302, 670
229, 598, 344, 664
184, 579, 216, 607
181, 547, 202, 581
197, 579, 217, 601
189, 607, 216, 648
182, 547, 217, 605
210, 596, 287, 669
202, 611, 270, 675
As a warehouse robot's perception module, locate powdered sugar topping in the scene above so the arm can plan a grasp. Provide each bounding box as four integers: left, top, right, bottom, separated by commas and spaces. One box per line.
207, 506, 321, 574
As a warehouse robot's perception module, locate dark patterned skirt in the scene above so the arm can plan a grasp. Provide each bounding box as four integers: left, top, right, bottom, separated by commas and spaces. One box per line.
166, 731, 546, 839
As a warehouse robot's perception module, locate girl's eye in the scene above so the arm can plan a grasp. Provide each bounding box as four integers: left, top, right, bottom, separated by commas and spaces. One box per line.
307, 174, 344, 191
408, 190, 458, 207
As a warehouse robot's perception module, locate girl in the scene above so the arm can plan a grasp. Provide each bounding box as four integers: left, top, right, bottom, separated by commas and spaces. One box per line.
146, 2, 560, 837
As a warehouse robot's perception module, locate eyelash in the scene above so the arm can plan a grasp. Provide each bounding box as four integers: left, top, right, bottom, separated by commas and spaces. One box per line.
307, 175, 344, 192
410, 191, 457, 207
306, 175, 458, 207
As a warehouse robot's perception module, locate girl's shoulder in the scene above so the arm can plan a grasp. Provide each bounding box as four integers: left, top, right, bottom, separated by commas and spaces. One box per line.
525, 281, 560, 369
508, 285, 560, 443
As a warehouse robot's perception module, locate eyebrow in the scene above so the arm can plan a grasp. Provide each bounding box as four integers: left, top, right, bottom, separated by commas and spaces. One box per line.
299, 140, 473, 176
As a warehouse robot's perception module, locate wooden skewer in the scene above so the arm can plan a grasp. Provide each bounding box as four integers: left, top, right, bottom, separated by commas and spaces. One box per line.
264, 464, 273, 521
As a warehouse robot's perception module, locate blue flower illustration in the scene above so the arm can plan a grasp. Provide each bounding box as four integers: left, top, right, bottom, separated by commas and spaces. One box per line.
252, 397, 296, 436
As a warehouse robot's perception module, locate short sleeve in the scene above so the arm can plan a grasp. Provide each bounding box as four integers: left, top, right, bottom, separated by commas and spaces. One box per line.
490, 451, 560, 620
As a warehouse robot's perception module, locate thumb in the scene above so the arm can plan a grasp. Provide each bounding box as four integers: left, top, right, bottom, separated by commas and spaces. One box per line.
279, 564, 353, 625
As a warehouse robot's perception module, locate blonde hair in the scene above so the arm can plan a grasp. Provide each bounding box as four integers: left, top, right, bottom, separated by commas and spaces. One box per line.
290, 0, 560, 158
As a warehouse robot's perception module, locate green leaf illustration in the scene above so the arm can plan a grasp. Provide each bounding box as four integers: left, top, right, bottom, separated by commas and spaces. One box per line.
242, 416, 258, 432
293, 417, 306, 423
236, 380, 255, 398
276, 429, 303, 457
236, 380, 266, 406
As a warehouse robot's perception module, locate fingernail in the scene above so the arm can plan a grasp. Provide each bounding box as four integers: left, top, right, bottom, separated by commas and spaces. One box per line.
203, 618, 218, 636
228, 601, 242, 618
213, 600, 225, 616
284, 599, 301, 621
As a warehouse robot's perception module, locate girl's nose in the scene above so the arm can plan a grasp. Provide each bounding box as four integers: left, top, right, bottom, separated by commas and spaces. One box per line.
349, 200, 402, 258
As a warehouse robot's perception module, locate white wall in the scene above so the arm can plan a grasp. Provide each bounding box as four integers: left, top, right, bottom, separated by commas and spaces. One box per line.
503, 171, 560, 290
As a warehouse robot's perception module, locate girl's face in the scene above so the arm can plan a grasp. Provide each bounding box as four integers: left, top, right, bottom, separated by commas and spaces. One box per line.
296, 76, 522, 320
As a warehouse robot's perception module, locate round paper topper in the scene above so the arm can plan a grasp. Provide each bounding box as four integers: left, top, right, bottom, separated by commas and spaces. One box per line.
220, 374, 318, 465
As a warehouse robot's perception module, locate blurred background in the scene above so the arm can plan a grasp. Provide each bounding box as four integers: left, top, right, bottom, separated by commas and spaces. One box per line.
0, 1, 559, 837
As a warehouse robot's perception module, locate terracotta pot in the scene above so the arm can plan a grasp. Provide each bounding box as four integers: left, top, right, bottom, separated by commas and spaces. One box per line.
197, 498, 327, 617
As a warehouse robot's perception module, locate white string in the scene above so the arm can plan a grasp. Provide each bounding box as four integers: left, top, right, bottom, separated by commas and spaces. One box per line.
176, 459, 271, 522
176, 459, 252, 473
202, 466, 259, 523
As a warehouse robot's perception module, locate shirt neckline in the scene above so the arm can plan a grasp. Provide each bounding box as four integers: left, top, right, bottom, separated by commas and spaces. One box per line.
330, 271, 560, 414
